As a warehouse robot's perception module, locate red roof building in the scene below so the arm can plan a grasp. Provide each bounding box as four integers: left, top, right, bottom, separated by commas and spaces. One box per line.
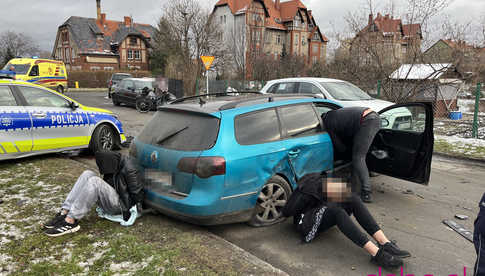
52, 0, 156, 71
350, 13, 422, 66
213, 0, 328, 75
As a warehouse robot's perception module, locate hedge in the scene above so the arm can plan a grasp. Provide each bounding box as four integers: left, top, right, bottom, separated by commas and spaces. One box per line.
67, 70, 152, 88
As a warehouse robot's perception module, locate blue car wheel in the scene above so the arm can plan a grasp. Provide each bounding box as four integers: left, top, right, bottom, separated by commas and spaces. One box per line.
248, 175, 291, 227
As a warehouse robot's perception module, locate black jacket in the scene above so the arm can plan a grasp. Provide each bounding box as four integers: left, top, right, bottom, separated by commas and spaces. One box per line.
96, 152, 143, 217
322, 107, 368, 154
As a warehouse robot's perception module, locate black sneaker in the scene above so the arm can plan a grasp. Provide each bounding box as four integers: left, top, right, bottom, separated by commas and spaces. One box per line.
45, 219, 80, 237
382, 241, 411, 258
361, 192, 373, 203
371, 247, 403, 269
44, 212, 67, 229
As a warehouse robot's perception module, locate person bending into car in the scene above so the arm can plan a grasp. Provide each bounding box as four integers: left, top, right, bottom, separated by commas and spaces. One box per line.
283, 173, 410, 269
43, 151, 143, 237
474, 192, 485, 276
322, 107, 380, 203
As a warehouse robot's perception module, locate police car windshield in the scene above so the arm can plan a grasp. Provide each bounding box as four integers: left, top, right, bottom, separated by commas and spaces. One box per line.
2, 63, 31, 74
134, 80, 154, 90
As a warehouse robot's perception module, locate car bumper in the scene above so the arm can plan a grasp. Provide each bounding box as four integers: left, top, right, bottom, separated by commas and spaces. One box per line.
144, 197, 253, 225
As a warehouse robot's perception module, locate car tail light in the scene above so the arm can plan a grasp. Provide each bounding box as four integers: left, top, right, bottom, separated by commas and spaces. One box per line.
177, 157, 226, 179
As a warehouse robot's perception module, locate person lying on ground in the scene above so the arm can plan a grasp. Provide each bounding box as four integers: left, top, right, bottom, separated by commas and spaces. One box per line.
282, 173, 410, 269
43, 151, 144, 237
322, 107, 380, 203
474, 192, 485, 276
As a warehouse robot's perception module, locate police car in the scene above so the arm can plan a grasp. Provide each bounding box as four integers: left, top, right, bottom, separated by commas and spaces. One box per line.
0, 78, 126, 160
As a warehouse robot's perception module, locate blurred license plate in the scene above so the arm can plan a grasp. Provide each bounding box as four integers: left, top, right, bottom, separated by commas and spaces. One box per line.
145, 169, 172, 187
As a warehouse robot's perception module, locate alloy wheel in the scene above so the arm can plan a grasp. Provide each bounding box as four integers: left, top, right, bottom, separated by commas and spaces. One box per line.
255, 182, 288, 223
99, 126, 113, 150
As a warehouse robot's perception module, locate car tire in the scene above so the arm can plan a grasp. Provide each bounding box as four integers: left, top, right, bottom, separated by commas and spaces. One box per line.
90, 124, 116, 153
112, 96, 120, 106
248, 175, 291, 227
56, 85, 64, 94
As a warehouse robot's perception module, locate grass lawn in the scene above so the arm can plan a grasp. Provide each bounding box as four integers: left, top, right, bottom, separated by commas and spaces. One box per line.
434, 136, 485, 161
0, 156, 269, 275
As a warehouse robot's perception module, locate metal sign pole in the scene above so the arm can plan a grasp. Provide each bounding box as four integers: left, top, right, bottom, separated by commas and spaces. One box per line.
206, 71, 209, 99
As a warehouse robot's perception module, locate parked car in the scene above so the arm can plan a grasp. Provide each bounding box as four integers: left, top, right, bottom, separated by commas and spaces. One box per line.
130, 94, 434, 226
107, 73, 132, 98
0, 79, 126, 161
111, 77, 154, 107
2, 58, 68, 93
261, 77, 395, 111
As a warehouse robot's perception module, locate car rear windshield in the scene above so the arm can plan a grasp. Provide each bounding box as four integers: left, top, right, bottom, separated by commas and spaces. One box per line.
319, 82, 372, 101
137, 110, 220, 151
112, 74, 131, 81
2, 63, 30, 75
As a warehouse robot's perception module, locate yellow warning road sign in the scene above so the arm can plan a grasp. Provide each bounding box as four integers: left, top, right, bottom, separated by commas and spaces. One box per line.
201, 56, 215, 70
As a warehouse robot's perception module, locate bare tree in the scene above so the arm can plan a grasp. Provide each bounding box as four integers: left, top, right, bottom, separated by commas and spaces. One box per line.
0, 31, 40, 67
154, 0, 224, 96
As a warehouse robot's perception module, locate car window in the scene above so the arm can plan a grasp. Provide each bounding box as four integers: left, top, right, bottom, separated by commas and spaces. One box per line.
273, 82, 298, 94
279, 104, 321, 138
313, 102, 339, 118
0, 86, 17, 106
113, 74, 131, 81
137, 110, 220, 151
235, 108, 281, 145
298, 82, 322, 95
319, 81, 372, 101
380, 106, 426, 133
267, 84, 278, 93
120, 80, 132, 90
29, 65, 39, 76
18, 86, 70, 108
3, 63, 31, 75
134, 80, 153, 91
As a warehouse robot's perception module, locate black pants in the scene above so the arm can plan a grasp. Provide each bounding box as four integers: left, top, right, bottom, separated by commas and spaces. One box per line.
318, 195, 381, 247
474, 233, 485, 276
352, 112, 381, 194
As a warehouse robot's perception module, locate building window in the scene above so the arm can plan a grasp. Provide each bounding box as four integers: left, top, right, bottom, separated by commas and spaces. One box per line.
130, 37, 137, 46
90, 66, 101, 71
134, 50, 141, 60
277, 35, 281, 44
104, 67, 114, 71
127, 50, 133, 60
295, 34, 299, 46
62, 32, 68, 43
321, 45, 325, 58
224, 15, 226, 23
312, 56, 318, 64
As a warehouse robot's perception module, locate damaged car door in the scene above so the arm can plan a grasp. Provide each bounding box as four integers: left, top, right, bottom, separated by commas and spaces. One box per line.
367, 103, 434, 185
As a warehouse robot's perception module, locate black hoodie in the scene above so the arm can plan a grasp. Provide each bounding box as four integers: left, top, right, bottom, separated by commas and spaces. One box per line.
95, 151, 143, 220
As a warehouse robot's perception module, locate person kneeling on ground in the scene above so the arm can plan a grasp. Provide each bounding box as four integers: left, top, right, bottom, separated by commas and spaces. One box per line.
43, 151, 144, 237
282, 173, 410, 269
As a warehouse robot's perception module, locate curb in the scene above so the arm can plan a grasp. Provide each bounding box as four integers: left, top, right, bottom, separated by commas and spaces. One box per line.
67, 88, 108, 92
206, 232, 289, 276
433, 152, 485, 167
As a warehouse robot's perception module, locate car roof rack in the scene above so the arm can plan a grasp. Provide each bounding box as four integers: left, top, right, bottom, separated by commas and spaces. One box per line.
218, 94, 321, 111
169, 92, 263, 105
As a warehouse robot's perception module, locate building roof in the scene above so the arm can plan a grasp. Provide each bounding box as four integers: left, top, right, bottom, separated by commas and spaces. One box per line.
214, 0, 328, 42
360, 13, 421, 39
59, 16, 157, 55
389, 63, 453, 80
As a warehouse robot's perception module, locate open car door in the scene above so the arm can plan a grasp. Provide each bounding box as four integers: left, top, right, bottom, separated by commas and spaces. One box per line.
367, 103, 434, 185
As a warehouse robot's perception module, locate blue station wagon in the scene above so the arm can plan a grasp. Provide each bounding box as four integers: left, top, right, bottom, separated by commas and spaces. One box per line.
130, 95, 434, 226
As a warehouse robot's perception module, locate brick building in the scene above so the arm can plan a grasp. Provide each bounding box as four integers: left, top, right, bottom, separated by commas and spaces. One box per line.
52, 0, 156, 71
350, 13, 422, 66
212, 0, 328, 74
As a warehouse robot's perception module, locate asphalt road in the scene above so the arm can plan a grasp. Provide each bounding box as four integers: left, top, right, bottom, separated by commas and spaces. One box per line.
70, 91, 479, 276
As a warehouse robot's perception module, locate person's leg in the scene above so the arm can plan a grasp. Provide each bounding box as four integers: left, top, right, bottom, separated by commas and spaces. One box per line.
475, 234, 485, 276
45, 176, 121, 237
61, 170, 97, 212
352, 113, 380, 200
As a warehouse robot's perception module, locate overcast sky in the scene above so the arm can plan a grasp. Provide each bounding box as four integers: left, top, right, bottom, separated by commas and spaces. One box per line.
0, 0, 483, 52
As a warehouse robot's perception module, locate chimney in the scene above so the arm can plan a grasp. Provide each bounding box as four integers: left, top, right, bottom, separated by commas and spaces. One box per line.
275, 0, 280, 10
100, 13, 106, 24
368, 14, 373, 25
96, 0, 101, 21
124, 16, 132, 27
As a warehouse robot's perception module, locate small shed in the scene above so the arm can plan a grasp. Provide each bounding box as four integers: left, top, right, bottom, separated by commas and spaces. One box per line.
389, 63, 464, 117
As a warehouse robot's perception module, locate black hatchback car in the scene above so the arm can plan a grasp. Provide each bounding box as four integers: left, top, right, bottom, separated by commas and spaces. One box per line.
111, 78, 154, 107
107, 73, 132, 98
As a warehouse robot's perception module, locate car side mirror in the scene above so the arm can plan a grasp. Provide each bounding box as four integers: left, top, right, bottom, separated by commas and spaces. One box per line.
69, 101, 79, 110
380, 118, 389, 128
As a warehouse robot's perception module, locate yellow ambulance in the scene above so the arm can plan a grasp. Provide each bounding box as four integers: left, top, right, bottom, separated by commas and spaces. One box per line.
2, 58, 68, 93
